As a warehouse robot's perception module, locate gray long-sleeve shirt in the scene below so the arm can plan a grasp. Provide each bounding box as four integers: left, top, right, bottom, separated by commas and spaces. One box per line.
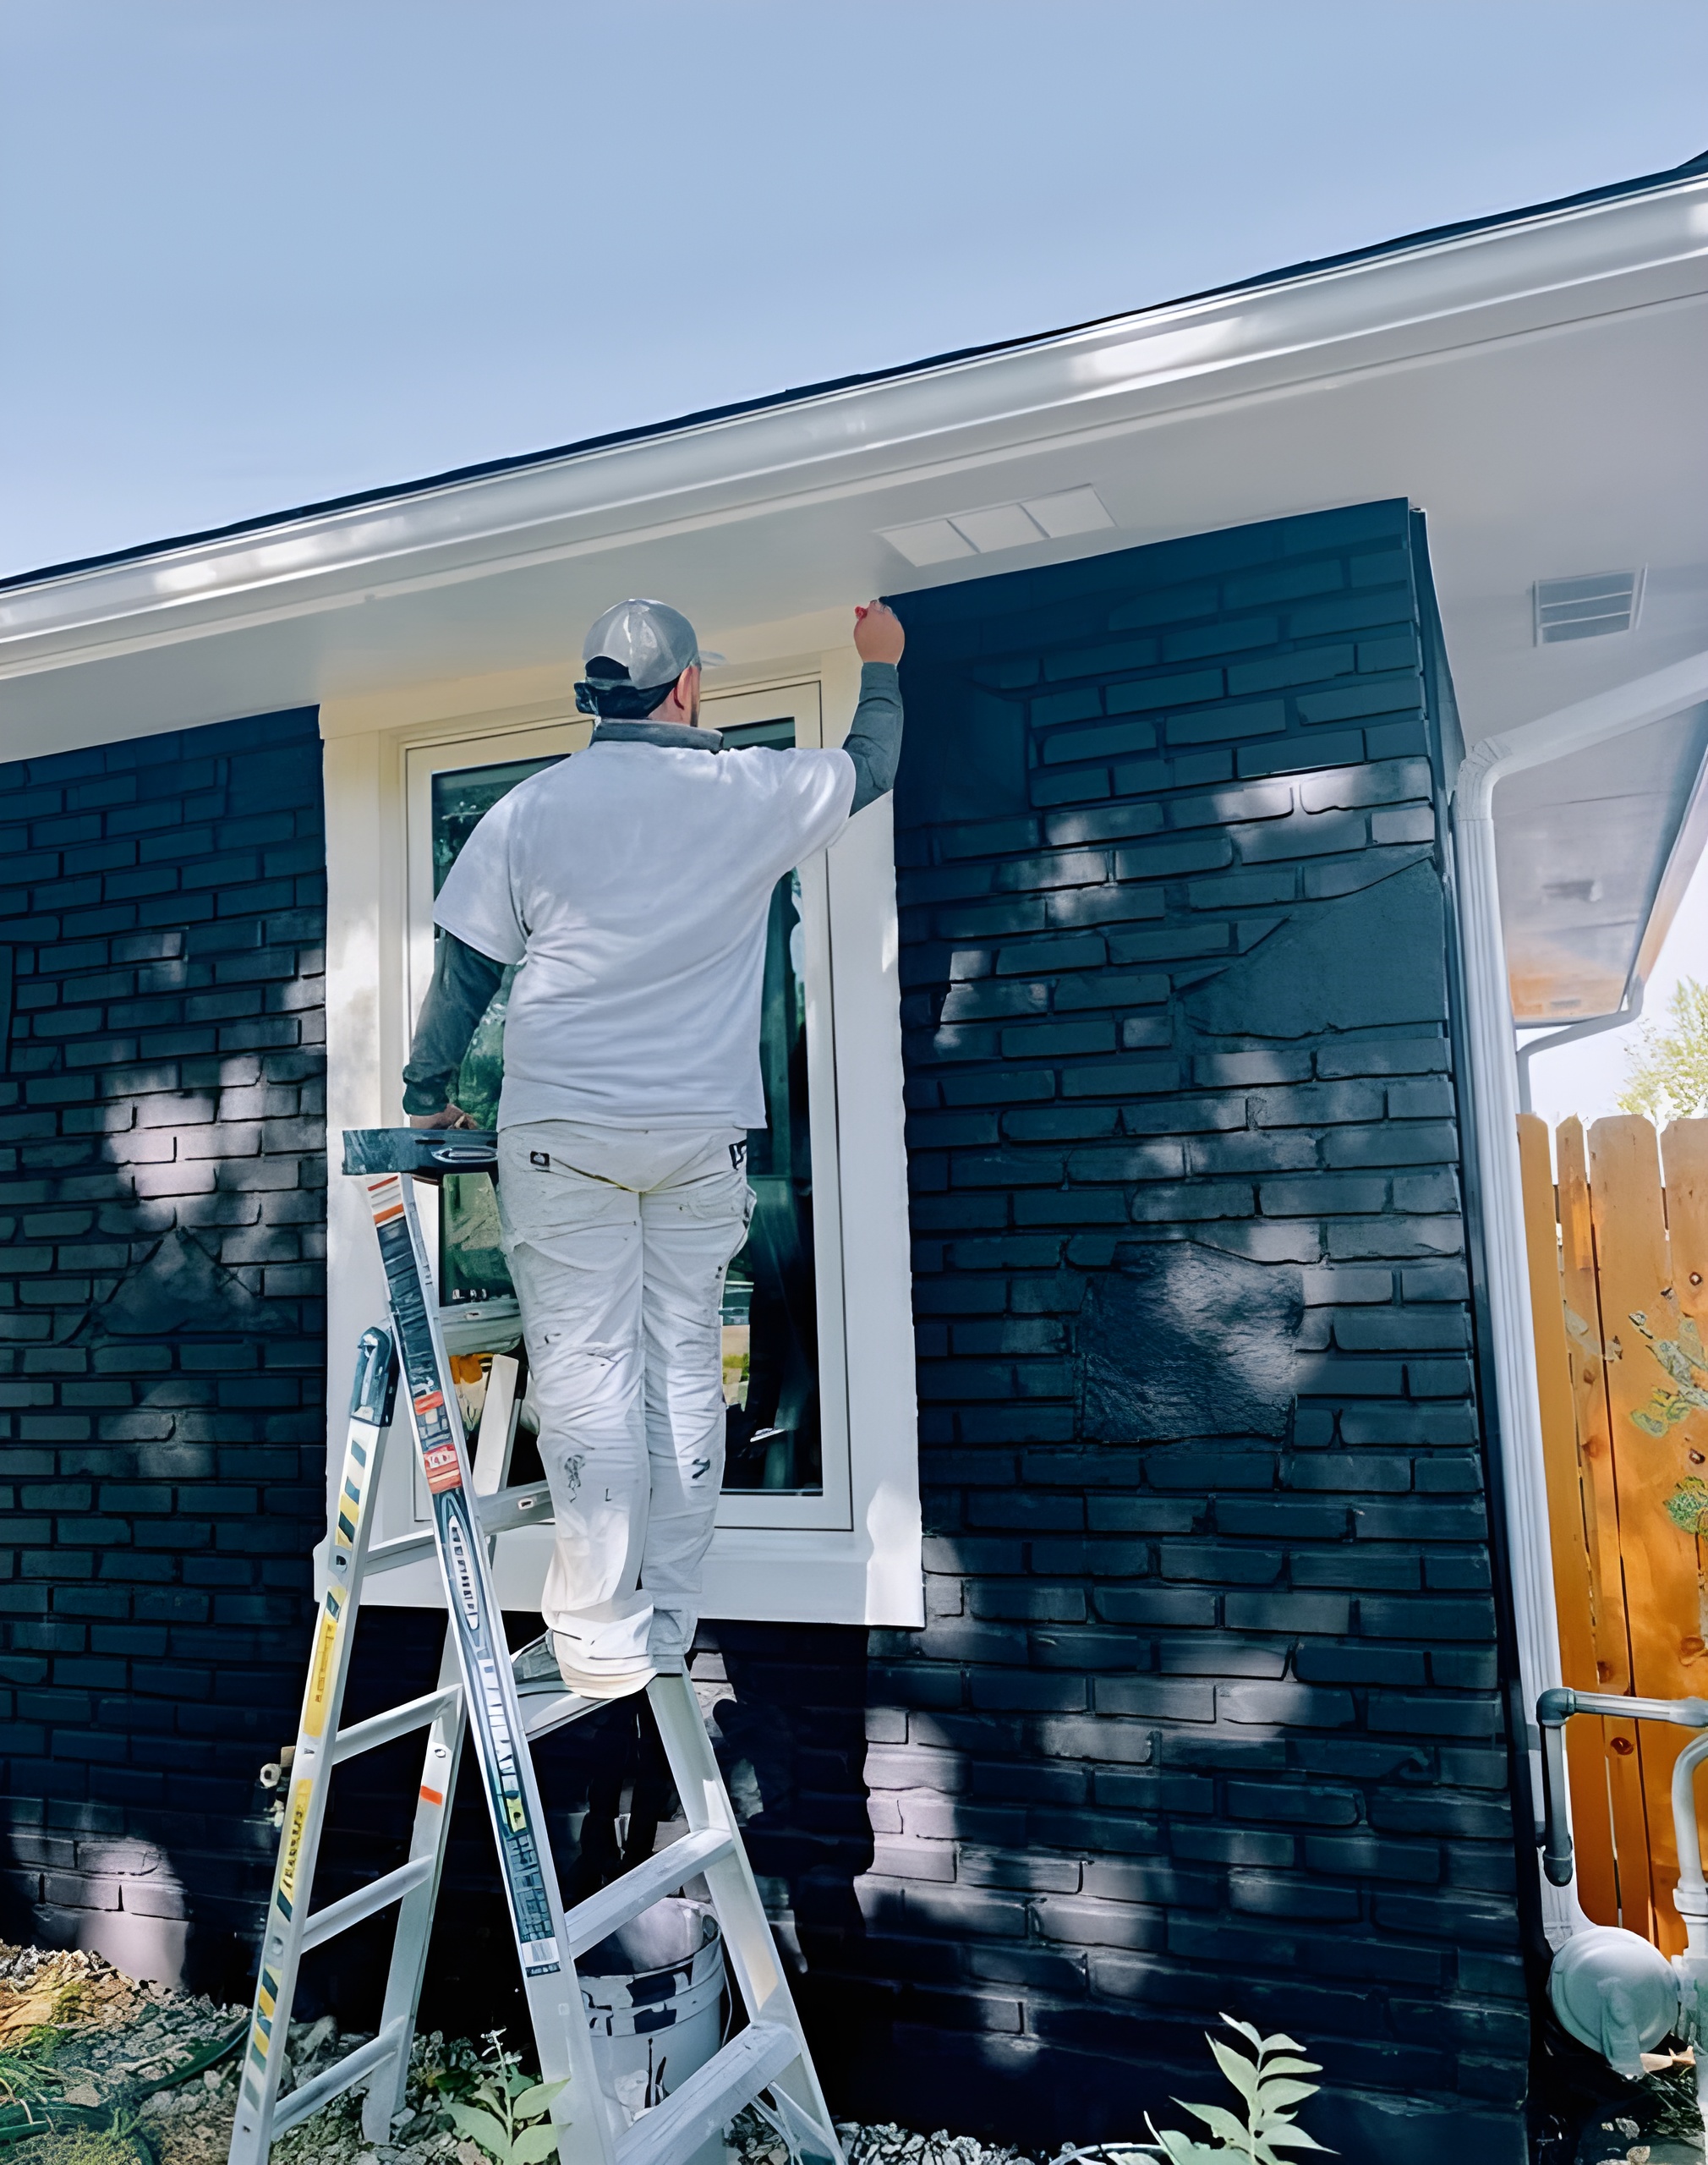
402, 659, 902, 1116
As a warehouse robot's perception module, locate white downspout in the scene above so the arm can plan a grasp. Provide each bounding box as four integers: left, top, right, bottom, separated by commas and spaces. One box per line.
1515, 987, 1643, 1118
1453, 650, 1708, 1943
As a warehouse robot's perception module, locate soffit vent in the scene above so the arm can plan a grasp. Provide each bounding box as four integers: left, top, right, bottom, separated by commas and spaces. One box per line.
1534, 569, 1644, 644
879, 485, 1114, 567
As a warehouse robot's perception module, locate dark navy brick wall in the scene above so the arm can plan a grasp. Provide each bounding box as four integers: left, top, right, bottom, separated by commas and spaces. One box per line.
0, 710, 326, 1997
0, 512, 1532, 2162
735, 502, 1527, 2161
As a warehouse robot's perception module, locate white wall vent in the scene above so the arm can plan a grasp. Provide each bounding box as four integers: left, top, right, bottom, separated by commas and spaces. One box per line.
1533, 569, 1644, 644
880, 485, 1113, 568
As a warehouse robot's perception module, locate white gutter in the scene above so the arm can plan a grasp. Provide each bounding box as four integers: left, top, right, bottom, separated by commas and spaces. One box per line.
1514, 990, 1642, 1118
0, 168, 1704, 680
1453, 648, 1708, 1940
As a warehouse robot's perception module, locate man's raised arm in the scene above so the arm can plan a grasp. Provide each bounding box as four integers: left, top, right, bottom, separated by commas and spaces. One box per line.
845, 599, 906, 813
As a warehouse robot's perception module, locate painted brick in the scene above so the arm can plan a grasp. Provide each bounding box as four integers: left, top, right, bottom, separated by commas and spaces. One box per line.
1030, 768, 1109, 808
1235, 809, 1367, 864
1371, 805, 1436, 846
1046, 886, 1167, 929
1114, 836, 1234, 881
1165, 700, 1286, 748
1042, 639, 1159, 683
0, 707, 325, 2006
1300, 759, 1432, 812
1237, 729, 1364, 778
1224, 560, 1344, 610
1105, 669, 1224, 715
1289, 590, 1420, 639
0, 506, 1487, 2140
1228, 645, 1355, 695
1297, 677, 1424, 726
1162, 617, 1278, 663
1031, 689, 1102, 728
1039, 721, 1158, 766
1054, 969, 1169, 1013
1043, 804, 1165, 847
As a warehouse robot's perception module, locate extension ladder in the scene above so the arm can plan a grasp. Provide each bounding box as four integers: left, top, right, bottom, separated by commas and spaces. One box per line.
227, 1128, 840, 2165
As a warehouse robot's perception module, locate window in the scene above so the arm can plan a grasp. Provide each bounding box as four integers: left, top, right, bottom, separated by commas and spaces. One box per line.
321, 664, 918, 1625
402, 685, 852, 1532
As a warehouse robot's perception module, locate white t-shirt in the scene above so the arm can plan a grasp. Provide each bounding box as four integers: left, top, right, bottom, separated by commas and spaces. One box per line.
434, 737, 856, 1129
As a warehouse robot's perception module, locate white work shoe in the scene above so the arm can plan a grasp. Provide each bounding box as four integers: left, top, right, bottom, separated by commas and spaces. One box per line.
508, 1633, 602, 1740
512, 1631, 654, 1704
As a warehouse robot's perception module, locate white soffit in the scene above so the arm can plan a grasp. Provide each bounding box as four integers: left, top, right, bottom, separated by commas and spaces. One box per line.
1496, 703, 1708, 1022
880, 485, 1113, 566
0, 167, 1704, 697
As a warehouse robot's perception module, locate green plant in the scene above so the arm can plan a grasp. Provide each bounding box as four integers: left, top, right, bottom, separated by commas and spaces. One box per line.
1627, 1304, 1708, 1439
0, 2025, 61, 2109
1141, 2016, 1331, 2164
441, 2031, 567, 2165
3, 2129, 145, 2165
1619, 978, 1708, 1124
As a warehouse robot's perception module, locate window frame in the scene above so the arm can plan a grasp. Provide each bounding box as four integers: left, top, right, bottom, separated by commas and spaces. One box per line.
320, 657, 922, 1627
400, 684, 854, 1534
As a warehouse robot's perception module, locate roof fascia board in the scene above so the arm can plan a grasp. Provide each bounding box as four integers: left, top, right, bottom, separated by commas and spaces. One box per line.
3, 173, 1705, 683
9, 147, 1706, 600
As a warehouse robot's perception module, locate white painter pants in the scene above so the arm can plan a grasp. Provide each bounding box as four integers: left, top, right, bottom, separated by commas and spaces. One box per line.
495, 1119, 750, 1680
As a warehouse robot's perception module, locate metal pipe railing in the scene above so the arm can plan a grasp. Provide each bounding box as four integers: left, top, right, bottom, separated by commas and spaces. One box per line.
1535, 1686, 1708, 1886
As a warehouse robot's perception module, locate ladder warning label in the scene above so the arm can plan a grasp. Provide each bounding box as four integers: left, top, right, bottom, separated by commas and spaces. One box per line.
366, 1175, 564, 1979
421, 1442, 463, 1494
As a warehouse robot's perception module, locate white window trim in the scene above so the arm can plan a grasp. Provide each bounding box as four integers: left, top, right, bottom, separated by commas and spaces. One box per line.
321, 650, 923, 1628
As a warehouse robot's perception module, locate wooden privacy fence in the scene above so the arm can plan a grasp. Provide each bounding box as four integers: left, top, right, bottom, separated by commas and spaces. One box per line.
1521, 1112, 1708, 1952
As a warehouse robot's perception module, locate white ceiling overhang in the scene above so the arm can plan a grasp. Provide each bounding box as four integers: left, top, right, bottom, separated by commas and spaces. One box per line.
2, 162, 1705, 1019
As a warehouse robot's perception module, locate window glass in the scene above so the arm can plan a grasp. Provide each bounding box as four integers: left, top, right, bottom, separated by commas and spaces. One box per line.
430, 759, 561, 1305
424, 721, 823, 1495
719, 713, 821, 1494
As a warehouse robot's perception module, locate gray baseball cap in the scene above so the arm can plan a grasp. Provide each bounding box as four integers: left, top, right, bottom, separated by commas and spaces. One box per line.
581, 598, 724, 693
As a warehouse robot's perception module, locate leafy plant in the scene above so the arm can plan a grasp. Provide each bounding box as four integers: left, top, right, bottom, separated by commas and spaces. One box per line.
0, 2025, 61, 2108
1666, 1476, 1708, 1535
3, 2129, 146, 2165
1618, 978, 1708, 1124
1627, 1305, 1708, 1439
442, 2031, 567, 2165
1141, 2015, 1332, 2164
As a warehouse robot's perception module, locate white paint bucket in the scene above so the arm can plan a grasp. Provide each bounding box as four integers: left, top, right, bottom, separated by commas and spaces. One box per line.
580, 1896, 725, 2155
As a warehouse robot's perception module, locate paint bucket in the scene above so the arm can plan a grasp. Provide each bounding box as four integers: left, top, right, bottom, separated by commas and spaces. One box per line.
580, 1896, 725, 2155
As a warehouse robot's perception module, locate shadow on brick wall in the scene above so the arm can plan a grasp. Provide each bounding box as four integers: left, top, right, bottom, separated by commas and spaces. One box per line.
0, 712, 329, 2003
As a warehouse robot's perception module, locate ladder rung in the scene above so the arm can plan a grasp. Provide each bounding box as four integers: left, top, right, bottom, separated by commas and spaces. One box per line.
271, 2015, 409, 2136
300, 1857, 436, 1953
616, 2020, 799, 2165
332, 1685, 460, 1764
479, 1477, 551, 1533
563, 1828, 736, 1959
520, 1688, 605, 1742
366, 1480, 553, 1577
364, 1529, 435, 1576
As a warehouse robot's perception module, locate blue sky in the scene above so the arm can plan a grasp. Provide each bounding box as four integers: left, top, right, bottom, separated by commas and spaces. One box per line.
3, 0, 1705, 579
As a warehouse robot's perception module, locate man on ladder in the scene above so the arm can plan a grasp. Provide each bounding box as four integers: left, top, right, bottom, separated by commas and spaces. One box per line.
403, 596, 905, 1703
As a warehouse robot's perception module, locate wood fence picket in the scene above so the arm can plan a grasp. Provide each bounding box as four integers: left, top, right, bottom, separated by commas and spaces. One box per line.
1519, 1115, 1617, 1927
1522, 1112, 1708, 1951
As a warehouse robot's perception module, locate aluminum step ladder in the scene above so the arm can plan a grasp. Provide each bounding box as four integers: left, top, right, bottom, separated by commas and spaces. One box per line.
227, 1128, 840, 2165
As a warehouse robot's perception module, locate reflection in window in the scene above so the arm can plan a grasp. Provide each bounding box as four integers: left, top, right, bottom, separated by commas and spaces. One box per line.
431, 758, 558, 1306
424, 720, 824, 1495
